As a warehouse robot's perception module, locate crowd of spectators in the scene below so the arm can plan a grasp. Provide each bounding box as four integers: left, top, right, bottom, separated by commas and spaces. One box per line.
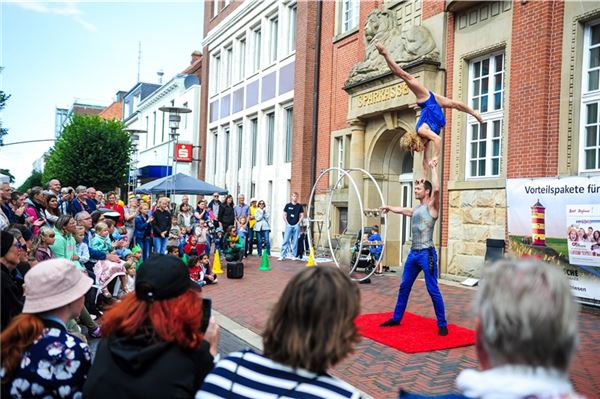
0, 178, 586, 399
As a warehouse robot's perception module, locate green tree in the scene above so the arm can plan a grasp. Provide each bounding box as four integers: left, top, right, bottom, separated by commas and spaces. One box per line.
43, 114, 131, 192
0, 89, 10, 146
17, 170, 43, 192
0, 168, 15, 183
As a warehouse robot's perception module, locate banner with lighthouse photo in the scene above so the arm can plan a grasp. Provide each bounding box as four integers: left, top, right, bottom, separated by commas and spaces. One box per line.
506, 176, 600, 305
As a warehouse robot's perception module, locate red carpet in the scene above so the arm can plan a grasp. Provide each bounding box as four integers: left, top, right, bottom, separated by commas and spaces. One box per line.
355, 312, 476, 353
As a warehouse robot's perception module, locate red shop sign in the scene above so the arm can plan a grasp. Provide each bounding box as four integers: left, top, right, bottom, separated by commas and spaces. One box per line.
174, 143, 193, 162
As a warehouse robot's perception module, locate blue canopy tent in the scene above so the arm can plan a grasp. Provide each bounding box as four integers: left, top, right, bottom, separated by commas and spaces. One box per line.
135, 173, 228, 195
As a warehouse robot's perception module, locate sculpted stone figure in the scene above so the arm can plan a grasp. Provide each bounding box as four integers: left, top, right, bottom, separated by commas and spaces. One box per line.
346, 8, 439, 86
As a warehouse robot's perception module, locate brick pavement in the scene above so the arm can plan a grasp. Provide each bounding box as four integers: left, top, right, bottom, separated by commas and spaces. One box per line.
202, 256, 600, 399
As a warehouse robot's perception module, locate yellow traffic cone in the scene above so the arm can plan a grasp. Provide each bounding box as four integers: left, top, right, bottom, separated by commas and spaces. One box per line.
212, 250, 224, 274
306, 247, 316, 267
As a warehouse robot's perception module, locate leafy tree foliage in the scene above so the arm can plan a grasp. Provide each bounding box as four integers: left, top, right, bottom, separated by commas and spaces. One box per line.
0, 90, 10, 145
17, 170, 43, 192
0, 168, 15, 183
43, 114, 131, 192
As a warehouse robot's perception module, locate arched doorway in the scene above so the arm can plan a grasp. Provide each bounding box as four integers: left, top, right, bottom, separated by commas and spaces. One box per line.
368, 127, 414, 266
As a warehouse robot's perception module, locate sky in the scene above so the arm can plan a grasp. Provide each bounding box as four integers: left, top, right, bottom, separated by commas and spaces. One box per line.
0, 0, 205, 187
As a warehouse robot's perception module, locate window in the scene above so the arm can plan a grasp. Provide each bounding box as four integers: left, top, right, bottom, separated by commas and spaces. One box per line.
287, 4, 297, 54
213, 0, 218, 18
251, 118, 258, 166
161, 111, 165, 143
183, 102, 188, 129
133, 93, 141, 112
224, 0, 230, 7
335, 136, 345, 187
340, 0, 359, 34
225, 45, 233, 88
237, 123, 243, 170
224, 127, 230, 173
145, 116, 149, 148
252, 27, 262, 73
466, 51, 505, 178
284, 107, 293, 162
212, 130, 218, 176
237, 37, 246, 81
153, 111, 157, 146
266, 112, 275, 165
269, 16, 278, 63
581, 21, 600, 172
338, 207, 348, 234
211, 53, 221, 94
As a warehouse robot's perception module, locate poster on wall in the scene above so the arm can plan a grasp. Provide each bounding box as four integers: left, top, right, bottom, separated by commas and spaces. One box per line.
506, 176, 600, 305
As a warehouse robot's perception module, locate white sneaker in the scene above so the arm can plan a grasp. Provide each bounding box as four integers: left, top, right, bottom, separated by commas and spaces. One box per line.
277, 257, 284, 261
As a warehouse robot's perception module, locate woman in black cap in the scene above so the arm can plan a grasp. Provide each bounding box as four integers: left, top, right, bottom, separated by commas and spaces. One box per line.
83, 255, 220, 399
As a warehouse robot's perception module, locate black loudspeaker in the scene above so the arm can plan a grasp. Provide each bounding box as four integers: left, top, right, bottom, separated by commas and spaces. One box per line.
227, 261, 244, 279
485, 239, 505, 263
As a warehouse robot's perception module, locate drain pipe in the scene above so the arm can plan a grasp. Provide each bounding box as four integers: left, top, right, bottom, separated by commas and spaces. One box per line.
309, 0, 323, 219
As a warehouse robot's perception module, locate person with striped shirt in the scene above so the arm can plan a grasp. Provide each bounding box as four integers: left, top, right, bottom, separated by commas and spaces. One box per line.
196, 267, 363, 399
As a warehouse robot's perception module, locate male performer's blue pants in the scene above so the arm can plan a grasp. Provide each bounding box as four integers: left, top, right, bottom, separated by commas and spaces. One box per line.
392, 247, 447, 327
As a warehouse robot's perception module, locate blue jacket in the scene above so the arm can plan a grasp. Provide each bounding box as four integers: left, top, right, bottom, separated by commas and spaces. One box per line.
71, 199, 97, 215
84, 229, 106, 261
134, 214, 151, 240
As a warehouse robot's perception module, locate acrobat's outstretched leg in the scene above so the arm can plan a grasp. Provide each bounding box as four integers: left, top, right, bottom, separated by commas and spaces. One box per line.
433, 93, 484, 124
375, 43, 430, 103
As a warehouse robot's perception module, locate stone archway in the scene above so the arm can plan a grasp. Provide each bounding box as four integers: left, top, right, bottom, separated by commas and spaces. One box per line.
366, 127, 414, 266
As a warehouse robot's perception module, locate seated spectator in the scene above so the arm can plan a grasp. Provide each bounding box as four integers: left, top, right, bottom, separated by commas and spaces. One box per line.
187, 255, 206, 287
167, 245, 181, 257
0, 231, 24, 331
223, 226, 244, 262
91, 222, 128, 299
44, 193, 61, 227
83, 255, 219, 399
399, 259, 583, 399
24, 186, 47, 236
74, 226, 90, 265
197, 266, 361, 398
0, 259, 93, 398
184, 235, 206, 257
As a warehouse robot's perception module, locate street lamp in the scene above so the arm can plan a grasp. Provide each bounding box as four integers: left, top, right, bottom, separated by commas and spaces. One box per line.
158, 106, 191, 199
124, 128, 148, 196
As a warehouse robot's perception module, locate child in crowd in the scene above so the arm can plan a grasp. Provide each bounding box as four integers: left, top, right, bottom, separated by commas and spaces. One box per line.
200, 253, 218, 284
168, 215, 182, 248
130, 244, 143, 269
32, 226, 55, 263
92, 222, 128, 298
369, 225, 383, 274
214, 227, 224, 253
236, 216, 248, 242
74, 226, 90, 265
184, 234, 206, 257
187, 255, 206, 287
119, 254, 137, 297
296, 225, 309, 260
194, 220, 210, 255
166, 245, 180, 257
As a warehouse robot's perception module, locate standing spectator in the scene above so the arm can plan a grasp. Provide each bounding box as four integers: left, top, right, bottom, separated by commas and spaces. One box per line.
399, 259, 584, 399
218, 195, 235, 233
178, 202, 194, 236
105, 191, 125, 227
0, 231, 24, 331
207, 193, 221, 219
59, 186, 75, 215
71, 185, 97, 214
278, 192, 304, 261
24, 187, 47, 236
124, 197, 138, 243
247, 198, 258, 256
177, 195, 190, 215
194, 199, 209, 223
134, 203, 153, 260
96, 191, 105, 208
43, 193, 61, 227
151, 197, 171, 255
254, 200, 271, 257
83, 255, 219, 399
45, 179, 61, 197
197, 266, 362, 399
234, 194, 250, 255
0, 259, 93, 399
87, 187, 98, 206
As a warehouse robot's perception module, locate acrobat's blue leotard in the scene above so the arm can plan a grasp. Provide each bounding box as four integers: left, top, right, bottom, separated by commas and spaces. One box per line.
415, 91, 446, 135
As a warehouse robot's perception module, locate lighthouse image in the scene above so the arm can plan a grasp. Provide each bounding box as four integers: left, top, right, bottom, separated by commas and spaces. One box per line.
531, 199, 546, 246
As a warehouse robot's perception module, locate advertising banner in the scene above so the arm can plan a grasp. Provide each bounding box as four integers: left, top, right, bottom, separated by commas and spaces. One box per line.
506, 176, 600, 305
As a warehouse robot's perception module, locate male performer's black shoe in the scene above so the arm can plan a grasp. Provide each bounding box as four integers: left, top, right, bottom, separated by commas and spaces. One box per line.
438, 326, 448, 336
380, 319, 400, 327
